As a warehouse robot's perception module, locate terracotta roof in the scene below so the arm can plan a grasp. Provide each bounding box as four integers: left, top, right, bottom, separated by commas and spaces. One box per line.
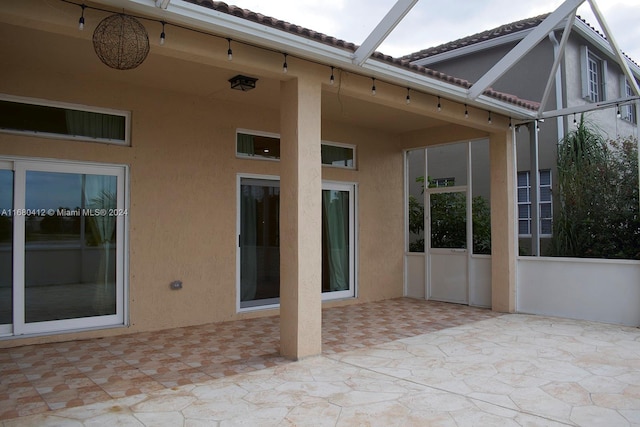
401, 13, 639, 68
182, 0, 539, 111
401, 14, 551, 63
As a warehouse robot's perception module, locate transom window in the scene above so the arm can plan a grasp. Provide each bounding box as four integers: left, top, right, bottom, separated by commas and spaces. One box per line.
236, 130, 355, 168
517, 170, 552, 236
0, 94, 129, 145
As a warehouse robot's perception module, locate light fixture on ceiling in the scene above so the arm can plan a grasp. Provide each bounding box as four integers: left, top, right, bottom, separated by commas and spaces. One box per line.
464, 104, 468, 118
227, 38, 233, 60
487, 111, 492, 125
229, 74, 258, 91
282, 53, 288, 73
437, 96, 441, 112
371, 78, 376, 95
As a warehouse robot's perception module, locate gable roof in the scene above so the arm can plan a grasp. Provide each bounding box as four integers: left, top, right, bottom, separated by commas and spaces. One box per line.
182, 0, 539, 111
401, 12, 639, 70
401, 14, 551, 63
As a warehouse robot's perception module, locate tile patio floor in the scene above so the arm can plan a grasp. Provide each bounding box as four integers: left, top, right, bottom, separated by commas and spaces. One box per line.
1, 298, 640, 426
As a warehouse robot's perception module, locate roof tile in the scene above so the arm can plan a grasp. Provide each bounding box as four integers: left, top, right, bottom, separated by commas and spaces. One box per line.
182, 0, 539, 111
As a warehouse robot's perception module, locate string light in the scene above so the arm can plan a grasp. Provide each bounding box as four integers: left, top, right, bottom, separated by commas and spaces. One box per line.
160, 21, 166, 45
616, 104, 621, 118
573, 113, 577, 126
78, 4, 86, 30
64, 1, 539, 123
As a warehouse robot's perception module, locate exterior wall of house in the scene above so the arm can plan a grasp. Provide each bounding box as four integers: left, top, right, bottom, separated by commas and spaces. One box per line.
0, 39, 405, 347
0, 0, 526, 347
421, 39, 556, 107
563, 33, 638, 141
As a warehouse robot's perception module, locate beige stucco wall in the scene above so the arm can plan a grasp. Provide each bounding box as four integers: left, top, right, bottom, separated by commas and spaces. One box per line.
0, 0, 523, 347
0, 39, 405, 347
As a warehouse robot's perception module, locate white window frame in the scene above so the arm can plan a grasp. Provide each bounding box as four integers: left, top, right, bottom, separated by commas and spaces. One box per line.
0, 157, 129, 338
321, 141, 356, 169
0, 94, 131, 146
580, 46, 607, 103
517, 170, 552, 238
622, 79, 637, 124
321, 180, 357, 301
236, 174, 357, 313
235, 130, 357, 169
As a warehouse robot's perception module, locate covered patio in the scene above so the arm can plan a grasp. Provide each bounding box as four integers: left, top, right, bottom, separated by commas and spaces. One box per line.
2, 299, 640, 425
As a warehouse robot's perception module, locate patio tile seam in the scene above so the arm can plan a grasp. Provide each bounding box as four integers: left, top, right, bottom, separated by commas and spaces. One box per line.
331, 346, 578, 427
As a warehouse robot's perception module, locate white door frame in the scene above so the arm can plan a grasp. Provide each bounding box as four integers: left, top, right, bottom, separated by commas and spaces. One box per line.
2, 157, 128, 337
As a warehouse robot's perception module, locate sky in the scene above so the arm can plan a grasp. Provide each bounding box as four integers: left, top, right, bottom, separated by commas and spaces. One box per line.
228, 0, 640, 63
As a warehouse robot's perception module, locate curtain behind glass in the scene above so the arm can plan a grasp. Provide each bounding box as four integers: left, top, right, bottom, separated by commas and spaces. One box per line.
83, 175, 117, 315
237, 133, 255, 156
322, 190, 349, 291
65, 110, 125, 140
240, 184, 258, 301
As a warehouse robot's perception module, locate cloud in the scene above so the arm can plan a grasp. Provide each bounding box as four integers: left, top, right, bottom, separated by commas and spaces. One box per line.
229, 0, 640, 61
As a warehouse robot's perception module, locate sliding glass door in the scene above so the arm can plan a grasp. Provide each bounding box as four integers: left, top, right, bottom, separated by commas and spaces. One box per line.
239, 177, 280, 309
1, 159, 127, 337
237, 176, 356, 310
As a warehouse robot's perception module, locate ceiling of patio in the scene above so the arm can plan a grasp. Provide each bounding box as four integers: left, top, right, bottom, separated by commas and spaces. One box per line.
2, 22, 449, 134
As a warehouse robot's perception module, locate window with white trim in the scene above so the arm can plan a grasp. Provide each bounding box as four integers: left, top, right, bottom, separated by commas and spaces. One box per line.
430, 177, 455, 188
517, 170, 552, 236
0, 94, 130, 145
580, 46, 607, 103
236, 130, 356, 168
321, 143, 355, 169
623, 80, 637, 124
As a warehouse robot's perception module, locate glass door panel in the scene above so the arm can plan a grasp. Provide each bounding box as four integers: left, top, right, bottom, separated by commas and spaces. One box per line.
0, 167, 12, 330
239, 178, 280, 309
24, 171, 117, 323
322, 189, 349, 294
322, 183, 355, 300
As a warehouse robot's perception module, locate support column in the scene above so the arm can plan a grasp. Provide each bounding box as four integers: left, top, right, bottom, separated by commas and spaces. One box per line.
529, 122, 540, 256
490, 131, 517, 313
279, 77, 322, 359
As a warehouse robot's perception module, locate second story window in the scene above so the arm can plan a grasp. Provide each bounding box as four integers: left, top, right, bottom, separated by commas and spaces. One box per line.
581, 46, 607, 103
622, 79, 637, 124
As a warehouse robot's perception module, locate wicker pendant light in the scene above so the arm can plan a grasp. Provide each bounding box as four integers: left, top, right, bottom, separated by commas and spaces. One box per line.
93, 13, 150, 70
